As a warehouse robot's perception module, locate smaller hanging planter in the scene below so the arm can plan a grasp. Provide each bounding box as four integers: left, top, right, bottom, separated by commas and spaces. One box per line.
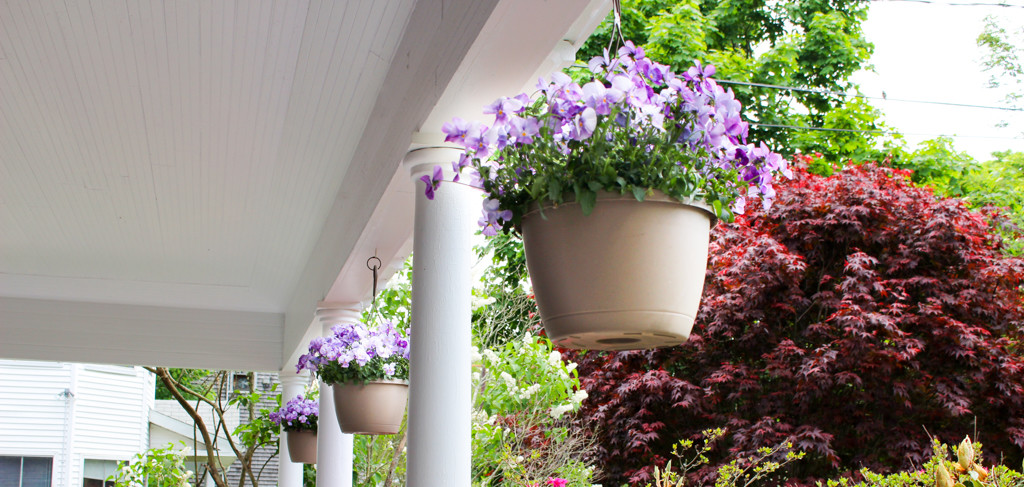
286, 430, 318, 464
332, 380, 409, 434
270, 395, 319, 463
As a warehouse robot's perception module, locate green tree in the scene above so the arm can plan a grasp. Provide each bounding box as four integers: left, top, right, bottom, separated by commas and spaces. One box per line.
978, 15, 1023, 113
154, 368, 215, 401
148, 368, 279, 487
579, 0, 883, 161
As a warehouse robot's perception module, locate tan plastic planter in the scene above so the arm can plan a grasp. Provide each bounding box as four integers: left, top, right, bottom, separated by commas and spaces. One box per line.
331, 380, 409, 434
522, 191, 714, 350
286, 429, 317, 464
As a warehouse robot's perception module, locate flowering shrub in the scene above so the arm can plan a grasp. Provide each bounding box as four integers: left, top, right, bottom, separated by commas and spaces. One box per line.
472, 334, 594, 486
424, 41, 790, 235
108, 442, 193, 487
297, 320, 410, 384
269, 395, 318, 433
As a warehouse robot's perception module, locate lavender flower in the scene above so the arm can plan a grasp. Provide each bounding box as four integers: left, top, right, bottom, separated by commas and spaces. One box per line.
297, 319, 411, 384
422, 45, 791, 230
270, 395, 319, 432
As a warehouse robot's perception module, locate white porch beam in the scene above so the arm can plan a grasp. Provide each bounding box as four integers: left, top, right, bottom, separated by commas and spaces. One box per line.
405, 148, 478, 487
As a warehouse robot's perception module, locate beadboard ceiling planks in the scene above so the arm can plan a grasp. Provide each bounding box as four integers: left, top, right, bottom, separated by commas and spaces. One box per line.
0, 0, 609, 370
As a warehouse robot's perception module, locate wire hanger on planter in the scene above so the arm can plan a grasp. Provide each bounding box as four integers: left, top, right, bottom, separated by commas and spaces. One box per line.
606, 0, 627, 54
366, 254, 383, 320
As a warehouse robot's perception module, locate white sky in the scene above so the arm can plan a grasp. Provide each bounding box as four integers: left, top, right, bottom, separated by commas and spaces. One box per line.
850, 0, 1024, 161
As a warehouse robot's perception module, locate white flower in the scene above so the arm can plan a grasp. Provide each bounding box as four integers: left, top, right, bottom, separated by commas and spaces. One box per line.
471, 294, 497, 309
572, 389, 589, 404
519, 383, 541, 399
470, 346, 482, 363
500, 371, 516, 388
549, 404, 573, 418
522, 333, 533, 346
566, 362, 577, 373
547, 350, 562, 367
483, 349, 500, 364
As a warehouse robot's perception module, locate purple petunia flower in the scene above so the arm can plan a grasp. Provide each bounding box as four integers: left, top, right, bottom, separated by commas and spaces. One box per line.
420, 43, 790, 234
420, 165, 444, 200
272, 395, 319, 431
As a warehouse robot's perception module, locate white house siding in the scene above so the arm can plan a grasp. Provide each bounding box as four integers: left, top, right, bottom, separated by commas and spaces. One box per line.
0, 360, 72, 484
0, 361, 154, 487
70, 364, 153, 486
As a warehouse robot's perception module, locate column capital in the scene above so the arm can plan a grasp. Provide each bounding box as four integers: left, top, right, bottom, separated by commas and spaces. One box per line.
277, 368, 310, 388
403, 146, 463, 180
316, 302, 362, 333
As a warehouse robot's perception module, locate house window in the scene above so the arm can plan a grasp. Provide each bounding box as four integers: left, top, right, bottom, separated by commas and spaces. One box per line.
83, 459, 118, 487
231, 372, 251, 398
0, 456, 52, 487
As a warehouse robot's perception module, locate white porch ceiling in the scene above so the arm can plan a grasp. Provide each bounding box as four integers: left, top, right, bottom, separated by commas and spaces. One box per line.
0, 0, 607, 371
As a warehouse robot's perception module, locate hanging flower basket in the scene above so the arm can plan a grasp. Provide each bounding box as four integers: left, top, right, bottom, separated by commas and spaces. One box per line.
286, 430, 318, 464
298, 320, 410, 435
270, 395, 319, 463
421, 41, 791, 350
332, 379, 409, 434
523, 191, 714, 349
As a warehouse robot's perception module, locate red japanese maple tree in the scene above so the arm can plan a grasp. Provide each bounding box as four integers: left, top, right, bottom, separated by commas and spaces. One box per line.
570, 159, 1024, 485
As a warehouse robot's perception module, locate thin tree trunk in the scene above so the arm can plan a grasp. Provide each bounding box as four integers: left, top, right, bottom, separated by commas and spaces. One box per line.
382, 425, 408, 487
152, 367, 230, 487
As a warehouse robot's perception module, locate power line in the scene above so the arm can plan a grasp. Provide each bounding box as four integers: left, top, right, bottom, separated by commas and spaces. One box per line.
750, 122, 1024, 141
716, 79, 1024, 112
871, 0, 1024, 7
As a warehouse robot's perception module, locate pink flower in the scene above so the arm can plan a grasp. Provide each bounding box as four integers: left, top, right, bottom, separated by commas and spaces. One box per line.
546, 478, 568, 487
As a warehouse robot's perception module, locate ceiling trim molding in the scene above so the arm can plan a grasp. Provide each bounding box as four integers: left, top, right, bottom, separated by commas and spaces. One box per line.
0, 297, 283, 371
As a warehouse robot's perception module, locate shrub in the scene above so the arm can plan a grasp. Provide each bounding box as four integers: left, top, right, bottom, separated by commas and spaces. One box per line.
570, 158, 1024, 485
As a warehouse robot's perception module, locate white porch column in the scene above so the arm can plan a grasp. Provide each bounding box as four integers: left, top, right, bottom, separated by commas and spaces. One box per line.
315, 304, 360, 487
278, 368, 309, 487
405, 147, 477, 487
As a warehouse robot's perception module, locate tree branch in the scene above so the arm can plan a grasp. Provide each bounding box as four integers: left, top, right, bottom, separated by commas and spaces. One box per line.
153, 367, 229, 487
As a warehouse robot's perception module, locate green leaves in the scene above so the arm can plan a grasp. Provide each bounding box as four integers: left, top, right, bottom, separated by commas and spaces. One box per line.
109, 443, 193, 487
632, 186, 648, 202
580, 0, 877, 161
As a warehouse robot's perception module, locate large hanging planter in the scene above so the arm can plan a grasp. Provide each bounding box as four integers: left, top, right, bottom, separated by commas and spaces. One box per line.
332, 380, 409, 434
286, 430, 317, 464
522, 191, 715, 350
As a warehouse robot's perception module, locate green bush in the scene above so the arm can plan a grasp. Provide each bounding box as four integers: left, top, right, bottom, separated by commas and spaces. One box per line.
819, 437, 1024, 487
108, 443, 193, 487
472, 334, 595, 486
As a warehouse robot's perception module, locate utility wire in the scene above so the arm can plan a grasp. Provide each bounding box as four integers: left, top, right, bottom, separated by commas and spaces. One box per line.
751, 122, 1024, 140
871, 0, 1024, 7
716, 79, 1024, 112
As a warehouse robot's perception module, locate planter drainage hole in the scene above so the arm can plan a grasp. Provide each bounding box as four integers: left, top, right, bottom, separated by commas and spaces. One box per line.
597, 337, 642, 345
